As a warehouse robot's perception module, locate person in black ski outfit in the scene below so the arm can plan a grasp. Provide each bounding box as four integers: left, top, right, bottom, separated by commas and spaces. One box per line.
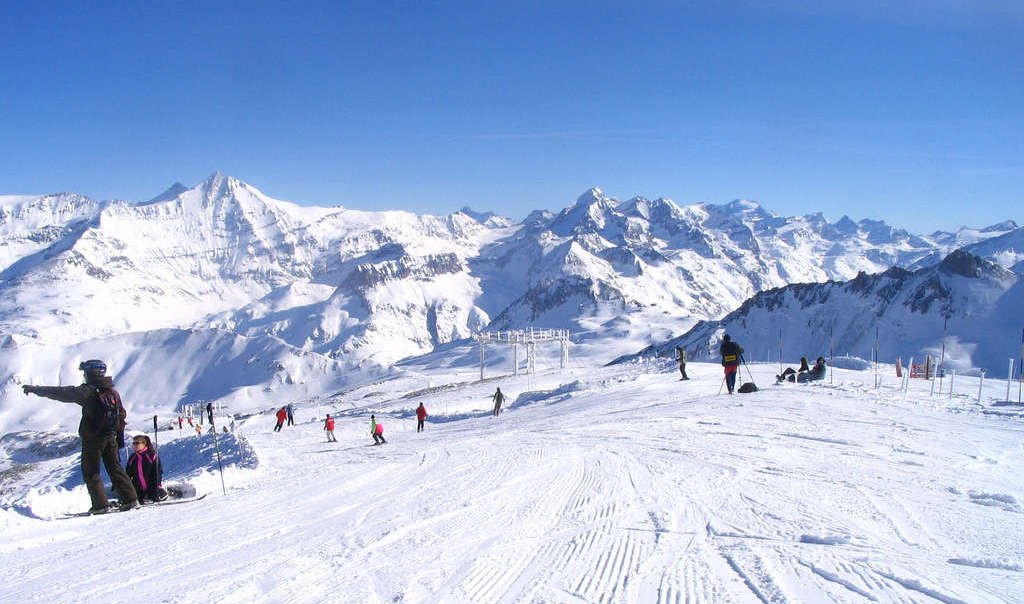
719, 334, 744, 394
126, 434, 167, 503
22, 359, 140, 513
492, 388, 505, 416
286, 403, 295, 426
777, 357, 810, 382
797, 357, 827, 383
675, 346, 689, 380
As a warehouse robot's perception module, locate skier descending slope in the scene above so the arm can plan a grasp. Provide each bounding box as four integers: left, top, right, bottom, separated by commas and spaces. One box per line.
324, 414, 337, 442
370, 414, 387, 445
415, 403, 428, 432
492, 388, 505, 416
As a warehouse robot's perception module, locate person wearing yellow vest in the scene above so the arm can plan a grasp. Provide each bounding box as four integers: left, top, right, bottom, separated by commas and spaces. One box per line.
719, 334, 744, 394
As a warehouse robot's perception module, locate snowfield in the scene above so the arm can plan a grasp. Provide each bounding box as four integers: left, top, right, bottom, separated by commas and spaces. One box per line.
2, 359, 1023, 603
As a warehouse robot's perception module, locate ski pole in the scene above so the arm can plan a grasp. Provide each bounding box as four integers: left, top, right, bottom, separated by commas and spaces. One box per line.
152, 415, 158, 451
210, 416, 227, 495
740, 355, 755, 383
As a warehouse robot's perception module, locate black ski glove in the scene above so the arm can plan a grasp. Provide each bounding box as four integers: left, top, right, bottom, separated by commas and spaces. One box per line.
22, 385, 36, 395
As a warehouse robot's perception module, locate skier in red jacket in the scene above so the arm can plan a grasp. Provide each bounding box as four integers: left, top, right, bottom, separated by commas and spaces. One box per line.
274, 407, 287, 432
324, 414, 337, 442
415, 403, 428, 432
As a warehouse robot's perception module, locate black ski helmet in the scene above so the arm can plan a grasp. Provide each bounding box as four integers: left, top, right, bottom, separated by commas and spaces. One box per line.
78, 359, 106, 376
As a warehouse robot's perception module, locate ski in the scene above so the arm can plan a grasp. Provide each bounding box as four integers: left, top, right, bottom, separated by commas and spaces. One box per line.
145, 493, 209, 507
60, 493, 209, 518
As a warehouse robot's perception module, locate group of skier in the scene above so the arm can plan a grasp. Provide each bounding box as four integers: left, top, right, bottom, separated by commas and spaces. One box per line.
311, 389, 502, 445
21, 339, 834, 514
674, 334, 826, 393
273, 404, 295, 432
777, 356, 827, 383
22, 360, 166, 514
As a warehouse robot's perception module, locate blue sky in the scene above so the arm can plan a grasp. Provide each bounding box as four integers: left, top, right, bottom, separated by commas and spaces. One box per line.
2, 1, 1021, 232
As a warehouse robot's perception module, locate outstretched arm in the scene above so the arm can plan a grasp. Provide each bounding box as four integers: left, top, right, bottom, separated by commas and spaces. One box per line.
23, 384, 91, 404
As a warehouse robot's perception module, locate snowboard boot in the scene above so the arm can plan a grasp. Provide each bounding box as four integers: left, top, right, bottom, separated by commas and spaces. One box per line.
119, 499, 142, 512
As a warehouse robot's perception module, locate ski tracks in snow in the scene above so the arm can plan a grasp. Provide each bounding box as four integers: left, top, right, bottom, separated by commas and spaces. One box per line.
4, 363, 1024, 603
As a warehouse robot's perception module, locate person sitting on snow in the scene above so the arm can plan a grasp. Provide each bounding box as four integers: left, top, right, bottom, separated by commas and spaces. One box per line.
797, 357, 827, 383
126, 434, 168, 503
777, 357, 810, 382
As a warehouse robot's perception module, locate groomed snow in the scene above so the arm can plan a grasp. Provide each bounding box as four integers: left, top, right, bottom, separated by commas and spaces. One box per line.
2, 360, 1023, 603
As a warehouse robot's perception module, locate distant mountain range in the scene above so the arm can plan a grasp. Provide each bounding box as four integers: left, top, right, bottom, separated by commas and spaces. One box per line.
619, 249, 1023, 377
1, 173, 1019, 432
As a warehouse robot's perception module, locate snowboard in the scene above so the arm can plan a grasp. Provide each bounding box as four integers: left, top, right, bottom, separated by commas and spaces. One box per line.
61, 493, 209, 518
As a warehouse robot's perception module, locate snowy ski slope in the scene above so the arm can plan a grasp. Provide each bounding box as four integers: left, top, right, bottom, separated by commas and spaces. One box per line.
2, 359, 1023, 603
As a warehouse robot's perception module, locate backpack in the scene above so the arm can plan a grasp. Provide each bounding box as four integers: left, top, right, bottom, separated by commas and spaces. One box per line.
737, 382, 759, 394
86, 388, 122, 436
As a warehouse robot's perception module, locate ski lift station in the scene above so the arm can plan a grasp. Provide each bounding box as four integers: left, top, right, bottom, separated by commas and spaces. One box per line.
474, 328, 571, 380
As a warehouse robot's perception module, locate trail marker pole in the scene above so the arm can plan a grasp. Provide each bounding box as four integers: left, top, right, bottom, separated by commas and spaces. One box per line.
904, 356, 914, 395
1018, 328, 1023, 403
873, 326, 880, 389
948, 370, 955, 399
937, 317, 948, 396
479, 340, 485, 381
778, 328, 783, 376
829, 326, 834, 385
978, 369, 986, 405
1008, 359, 1015, 403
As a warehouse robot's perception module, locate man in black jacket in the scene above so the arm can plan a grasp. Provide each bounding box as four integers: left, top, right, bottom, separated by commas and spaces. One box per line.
23, 359, 140, 514
719, 334, 744, 394
675, 346, 689, 380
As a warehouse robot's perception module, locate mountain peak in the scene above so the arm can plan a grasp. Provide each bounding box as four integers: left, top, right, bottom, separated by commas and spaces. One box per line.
938, 249, 1005, 279
575, 187, 610, 207
834, 215, 859, 234
725, 199, 761, 211
459, 207, 497, 223
202, 171, 230, 191
721, 199, 773, 221
980, 220, 1019, 233
143, 182, 188, 205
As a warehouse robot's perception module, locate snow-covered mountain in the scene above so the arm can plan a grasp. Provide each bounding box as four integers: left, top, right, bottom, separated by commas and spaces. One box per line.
0, 174, 1017, 434
625, 249, 1022, 376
